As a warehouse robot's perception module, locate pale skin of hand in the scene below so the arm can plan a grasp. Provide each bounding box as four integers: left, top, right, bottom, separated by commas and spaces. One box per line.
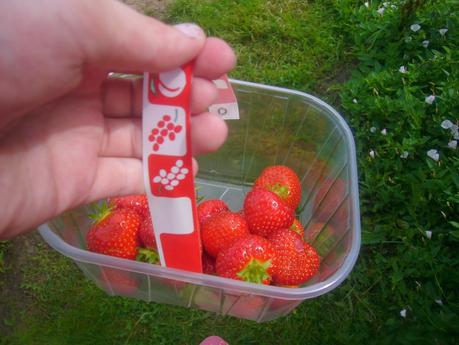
0, 0, 236, 239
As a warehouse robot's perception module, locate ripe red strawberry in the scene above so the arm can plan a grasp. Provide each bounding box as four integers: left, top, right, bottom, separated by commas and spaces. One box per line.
201, 211, 249, 257
101, 267, 138, 295
202, 251, 216, 275
216, 235, 276, 285
254, 165, 302, 211
268, 229, 320, 286
197, 199, 229, 225
138, 212, 157, 250
86, 202, 141, 260
109, 194, 148, 218
243, 188, 294, 237
290, 218, 305, 237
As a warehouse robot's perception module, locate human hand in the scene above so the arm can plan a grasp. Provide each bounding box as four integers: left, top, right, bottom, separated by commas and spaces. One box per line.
0, 0, 236, 239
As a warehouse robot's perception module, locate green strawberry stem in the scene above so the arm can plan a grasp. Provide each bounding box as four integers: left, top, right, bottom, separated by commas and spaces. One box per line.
88, 201, 113, 225
136, 248, 160, 264
237, 258, 272, 284
267, 183, 289, 201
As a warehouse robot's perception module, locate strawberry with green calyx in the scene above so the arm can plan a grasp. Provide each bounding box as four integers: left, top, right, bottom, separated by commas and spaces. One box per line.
136, 247, 160, 264
290, 218, 305, 237
243, 188, 294, 237
268, 228, 320, 286
86, 201, 141, 260
254, 165, 302, 211
201, 211, 249, 258
216, 235, 276, 285
197, 199, 229, 225
108, 194, 148, 218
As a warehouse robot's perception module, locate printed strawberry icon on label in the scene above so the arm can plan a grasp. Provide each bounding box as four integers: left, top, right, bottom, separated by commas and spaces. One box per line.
143, 105, 187, 156
151, 157, 192, 196
149, 157, 191, 196
148, 113, 184, 152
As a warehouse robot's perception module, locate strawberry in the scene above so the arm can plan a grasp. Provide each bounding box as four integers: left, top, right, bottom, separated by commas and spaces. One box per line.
229, 295, 266, 320
290, 218, 305, 237
197, 199, 229, 225
86, 202, 141, 260
268, 228, 320, 286
202, 251, 216, 275
243, 188, 294, 237
216, 235, 276, 285
101, 267, 138, 295
201, 211, 249, 257
138, 212, 157, 250
254, 165, 302, 211
109, 194, 148, 218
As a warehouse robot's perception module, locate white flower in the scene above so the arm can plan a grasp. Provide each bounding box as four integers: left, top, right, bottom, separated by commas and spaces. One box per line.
425, 230, 432, 239
381, 128, 387, 135
422, 40, 430, 48
391, 4, 397, 9
439, 28, 448, 36
410, 24, 421, 32
370, 126, 377, 133
427, 149, 439, 161
369, 150, 375, 159
400, 151, 409, 159
377, 7, 385, 15
441, 119, 454, 129
353, 98, 358, 104
425, 95, 436, 104
399, 65, 408, 74
400, 309, 407, 318
364, 1, 370, 8
452, 125, 459, 139
448, 140, 457, 149
435, 299, 443, 306
383, 2, 390, 7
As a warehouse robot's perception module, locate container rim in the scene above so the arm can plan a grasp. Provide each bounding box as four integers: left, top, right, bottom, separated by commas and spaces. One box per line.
39, 79, 361, 301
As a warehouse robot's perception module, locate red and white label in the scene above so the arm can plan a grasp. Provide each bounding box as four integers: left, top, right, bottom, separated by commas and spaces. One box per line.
209, 75, 239, 120
142, 63, 202, 273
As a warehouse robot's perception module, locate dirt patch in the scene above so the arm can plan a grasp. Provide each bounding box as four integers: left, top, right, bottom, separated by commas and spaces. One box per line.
122, 0, 172, 18
0, 232, 43, 337
314, 59, 359, 108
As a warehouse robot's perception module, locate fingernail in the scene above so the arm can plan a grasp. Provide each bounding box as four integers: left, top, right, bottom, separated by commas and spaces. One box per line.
174, 23, 203, 39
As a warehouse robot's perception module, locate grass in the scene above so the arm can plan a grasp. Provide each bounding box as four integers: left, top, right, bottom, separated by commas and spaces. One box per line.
1, 0, 459, 344
166, 0, 348, 94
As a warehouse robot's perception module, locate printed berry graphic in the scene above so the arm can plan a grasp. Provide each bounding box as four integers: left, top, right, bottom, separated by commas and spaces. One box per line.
148, 113, 184, 152
152, 159, 190, 191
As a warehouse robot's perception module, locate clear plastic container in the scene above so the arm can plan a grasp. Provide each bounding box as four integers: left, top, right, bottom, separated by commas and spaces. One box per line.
38, 79, 361, 322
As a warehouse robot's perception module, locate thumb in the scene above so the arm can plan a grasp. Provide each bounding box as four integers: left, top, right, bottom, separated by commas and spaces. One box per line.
79, 0, 206, 72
